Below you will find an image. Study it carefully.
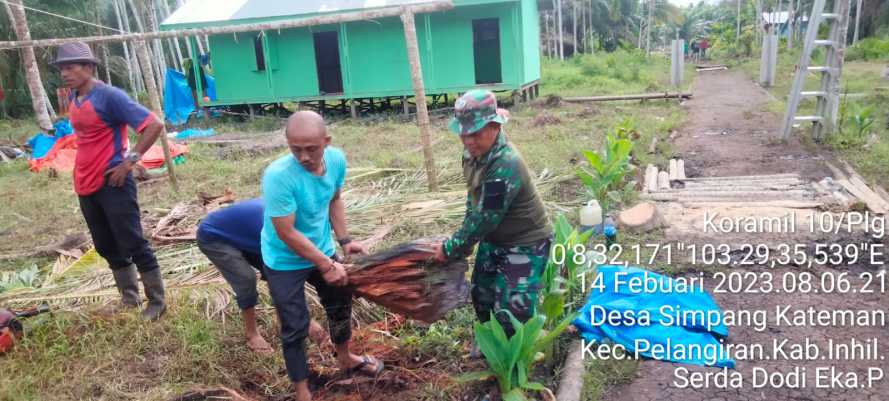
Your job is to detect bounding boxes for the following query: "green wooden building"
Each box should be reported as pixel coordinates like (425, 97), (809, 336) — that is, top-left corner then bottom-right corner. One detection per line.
(160, 0), (541, 109)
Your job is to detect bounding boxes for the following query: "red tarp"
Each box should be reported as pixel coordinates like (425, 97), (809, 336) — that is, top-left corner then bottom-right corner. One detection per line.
(29, 135), (187, 173)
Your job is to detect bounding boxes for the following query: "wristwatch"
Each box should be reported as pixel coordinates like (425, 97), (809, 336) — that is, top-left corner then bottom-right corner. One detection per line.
(337, 237), (352, 247)
(124, 151), (141, 164)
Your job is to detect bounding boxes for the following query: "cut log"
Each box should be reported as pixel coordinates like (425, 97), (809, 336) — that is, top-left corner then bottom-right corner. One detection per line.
(562, 92), (692, 103)
(669, 159), (679, 180)
(677, 159), (686, 179)
(657, 171), (670, 190)
(644, 165), (658, 192)
(617, 202), (663, 232)
(696, 66), (729, 72)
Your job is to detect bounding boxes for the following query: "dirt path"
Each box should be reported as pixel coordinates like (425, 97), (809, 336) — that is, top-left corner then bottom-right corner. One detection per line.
(673, 69), (832, 180)
(600, 70), (889, 401)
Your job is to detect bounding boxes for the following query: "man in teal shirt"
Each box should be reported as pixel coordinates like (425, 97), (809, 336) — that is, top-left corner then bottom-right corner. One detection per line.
(262, 111), (383, 401)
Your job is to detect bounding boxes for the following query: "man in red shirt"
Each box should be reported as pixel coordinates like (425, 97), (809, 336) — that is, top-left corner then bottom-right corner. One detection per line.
(52, 42), (167, 321)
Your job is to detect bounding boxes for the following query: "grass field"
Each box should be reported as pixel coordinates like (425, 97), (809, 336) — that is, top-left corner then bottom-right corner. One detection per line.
(0, 53), (687, 401)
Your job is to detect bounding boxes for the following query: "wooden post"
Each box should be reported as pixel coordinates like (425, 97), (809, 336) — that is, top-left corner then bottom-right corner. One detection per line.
(400, 10), (439, 191)
(350, 100), (358, 119)
(134, 40), (178, 191)
(402, 96), (409, 114)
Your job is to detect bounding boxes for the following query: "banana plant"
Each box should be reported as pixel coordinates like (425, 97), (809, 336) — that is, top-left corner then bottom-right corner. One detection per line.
(575, 127), (634, 213)
(461, 311), (577, 401)
(540, 214), (594, 332)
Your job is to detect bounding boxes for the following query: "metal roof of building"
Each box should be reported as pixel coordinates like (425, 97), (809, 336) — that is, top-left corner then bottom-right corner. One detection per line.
(161, 0), (440, 29)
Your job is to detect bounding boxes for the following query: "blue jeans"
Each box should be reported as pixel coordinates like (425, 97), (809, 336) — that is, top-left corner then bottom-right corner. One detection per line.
(264, 261), (353, 382)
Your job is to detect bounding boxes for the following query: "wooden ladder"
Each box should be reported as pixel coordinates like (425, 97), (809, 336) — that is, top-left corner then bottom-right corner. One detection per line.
(780, 0), (851, 141)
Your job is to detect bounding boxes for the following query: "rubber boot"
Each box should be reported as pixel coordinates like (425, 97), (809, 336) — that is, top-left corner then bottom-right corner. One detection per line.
(139, 268), (167, 321)
(111, 265), (141, 308)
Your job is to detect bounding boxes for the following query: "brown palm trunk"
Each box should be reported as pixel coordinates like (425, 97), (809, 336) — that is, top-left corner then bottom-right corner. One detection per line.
(4, 0), (53, 130)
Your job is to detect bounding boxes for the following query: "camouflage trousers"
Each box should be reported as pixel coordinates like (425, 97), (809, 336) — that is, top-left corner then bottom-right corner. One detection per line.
(471, 237), (552, 336)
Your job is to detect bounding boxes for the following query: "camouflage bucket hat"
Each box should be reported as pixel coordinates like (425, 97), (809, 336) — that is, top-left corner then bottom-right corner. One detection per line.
(449, 89), (507, 135)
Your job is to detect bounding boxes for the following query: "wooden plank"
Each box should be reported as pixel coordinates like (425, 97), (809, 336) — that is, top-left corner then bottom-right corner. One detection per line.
(836, 178), (886, 213)
(680, 200), (823, 209)
(680, 173), (800, 181)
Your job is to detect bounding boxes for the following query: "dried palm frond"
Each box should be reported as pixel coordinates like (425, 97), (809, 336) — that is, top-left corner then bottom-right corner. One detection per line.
(347, 237), (469, 323)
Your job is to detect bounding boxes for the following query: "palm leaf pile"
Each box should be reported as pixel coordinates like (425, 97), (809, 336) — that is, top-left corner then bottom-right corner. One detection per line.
(347, 237), (469, 323)
(0, 168), (578, 322)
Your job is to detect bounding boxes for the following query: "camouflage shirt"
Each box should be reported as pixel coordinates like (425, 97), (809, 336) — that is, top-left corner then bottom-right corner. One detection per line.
(443, 132), (552, 260)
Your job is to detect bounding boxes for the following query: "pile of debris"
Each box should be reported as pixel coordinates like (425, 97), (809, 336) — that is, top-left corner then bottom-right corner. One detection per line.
(144, 189), (236, 244)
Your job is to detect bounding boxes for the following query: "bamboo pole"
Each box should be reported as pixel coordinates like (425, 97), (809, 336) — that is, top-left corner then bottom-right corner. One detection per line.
(556, 0), (564, 60)
(93, 0), (113, 85)
(400, 10), (439, 192)
(158, 0), (185, 69)
(563, 92), (693, 102)
(134, 40), (178, 191)
(0, 2), (455, 50)
(125, 0), (164, 91)
(113, 0), (136, 93)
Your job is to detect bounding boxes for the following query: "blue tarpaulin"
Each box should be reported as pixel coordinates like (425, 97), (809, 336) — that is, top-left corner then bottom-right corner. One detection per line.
(163, 68), (194, 126)
(573, 265), (735, 368)
(175, 128), (215, 140)
(163, 68), (218, 126)
(27, 119), (74, 159)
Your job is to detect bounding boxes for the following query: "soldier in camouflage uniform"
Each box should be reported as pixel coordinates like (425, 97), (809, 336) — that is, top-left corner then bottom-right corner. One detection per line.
(433, 89), (552, 338)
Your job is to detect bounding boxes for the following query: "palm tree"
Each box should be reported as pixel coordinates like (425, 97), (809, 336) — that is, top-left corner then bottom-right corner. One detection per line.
(3, 0), (53, 130)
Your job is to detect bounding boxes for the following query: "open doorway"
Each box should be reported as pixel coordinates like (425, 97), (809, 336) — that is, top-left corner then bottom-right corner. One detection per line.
(313, 31), (344, 95)
(472, 18), (502, 84)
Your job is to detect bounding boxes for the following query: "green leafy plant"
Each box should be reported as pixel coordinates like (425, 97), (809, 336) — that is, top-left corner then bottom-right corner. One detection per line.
(0, 265), (40, 293)
(462, 311), (577, 401)
(576, 124), (634, 212)
(851, 104), (876, 138)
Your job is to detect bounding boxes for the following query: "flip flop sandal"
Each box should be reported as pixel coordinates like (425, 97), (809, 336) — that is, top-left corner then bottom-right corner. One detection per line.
(341, 355), (384, 378)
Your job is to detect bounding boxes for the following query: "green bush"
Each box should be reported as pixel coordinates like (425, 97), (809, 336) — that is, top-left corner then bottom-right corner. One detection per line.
(846, 37), (889, 61)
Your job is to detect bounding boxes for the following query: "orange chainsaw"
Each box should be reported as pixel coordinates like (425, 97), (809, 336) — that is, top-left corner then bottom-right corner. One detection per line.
(0, 305), (50, 354)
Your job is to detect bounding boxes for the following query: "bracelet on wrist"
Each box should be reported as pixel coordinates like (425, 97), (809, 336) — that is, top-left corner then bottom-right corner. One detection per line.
(337, 236), (352, 247)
